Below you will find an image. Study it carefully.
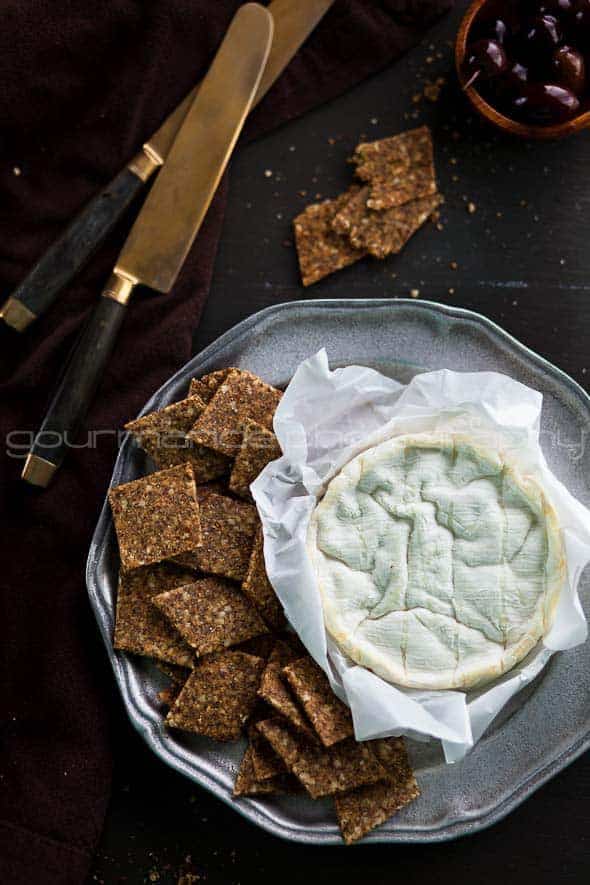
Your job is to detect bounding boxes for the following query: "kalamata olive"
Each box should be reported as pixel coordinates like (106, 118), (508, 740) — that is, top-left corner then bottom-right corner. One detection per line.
(513, 82), (580, 123)
(553, 45), (586, 93)
(465, 38), (508, 85)
(524, 15), (562, 54)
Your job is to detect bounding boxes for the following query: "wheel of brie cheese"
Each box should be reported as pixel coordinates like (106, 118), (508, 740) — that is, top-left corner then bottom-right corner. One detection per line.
(307, 433), (566, 691)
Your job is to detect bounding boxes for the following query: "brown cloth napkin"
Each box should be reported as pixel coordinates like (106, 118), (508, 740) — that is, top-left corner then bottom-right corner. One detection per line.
(0, 2), (452, 882)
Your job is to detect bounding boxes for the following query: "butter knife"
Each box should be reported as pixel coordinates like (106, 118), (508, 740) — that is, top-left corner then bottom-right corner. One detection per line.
(0, 0), (335, 334)
(22, 3), (273, 487)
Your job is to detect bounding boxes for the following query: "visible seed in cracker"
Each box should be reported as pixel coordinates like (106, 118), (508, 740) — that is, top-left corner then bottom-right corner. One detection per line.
(113, 563), (196, 667)
(229, 419), (281, 501)
(283, 657), (354, 747)
(189, 369), (282, 458)
(352, 126), (436, 211)
(334, 737), (420, 844)
(242, 527), (285, 630)
(333, 188), (442, 260)
(125, 395), (230, 482)
(166, 650), (265, 741)
(293, 187), (366, 287)
(154, 576), (268, 657)
(257, 719), (388, 799)
(176, 492), (258, 582)
(109, 463), (202, 571)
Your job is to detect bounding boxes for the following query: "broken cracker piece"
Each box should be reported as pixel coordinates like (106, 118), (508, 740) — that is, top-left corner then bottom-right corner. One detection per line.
(333, 189), (441, 259)
(189, 369), (282, 458)
(352, 126), (436, 211)
(154, 576), (268, 657)
(242, 527), (285, 630)
(229, 419), (281, 500)
(283, 657), (354, 747)
(248, 723), (288, 781)
(176, 492), (258, 582)
(334, 737), (420, 844)
(234, 746), (283, 796)
(109, 463), (202, 571)
(257, 720), (387, 799)
(125, 395), (230, 482)
(293, 187), (366, 287)
(166, 650), (265, 741)
(258, 646), (315, 740)
(233, 745), (299, 797)
(113, 563), (195, 667)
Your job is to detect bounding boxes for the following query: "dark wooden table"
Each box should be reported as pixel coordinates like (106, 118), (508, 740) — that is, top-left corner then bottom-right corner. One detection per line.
(89, 4), (590, 882)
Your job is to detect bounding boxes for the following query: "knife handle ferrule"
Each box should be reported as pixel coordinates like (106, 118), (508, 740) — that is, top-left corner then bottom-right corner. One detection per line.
(127, 143), (164, 183)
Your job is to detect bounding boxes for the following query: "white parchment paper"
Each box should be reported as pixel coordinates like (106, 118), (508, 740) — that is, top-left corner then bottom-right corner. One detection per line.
(252, 351), (590, 762)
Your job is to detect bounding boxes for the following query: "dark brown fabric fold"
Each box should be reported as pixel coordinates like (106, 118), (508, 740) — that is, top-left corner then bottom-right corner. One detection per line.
(0, 2), (452, 882)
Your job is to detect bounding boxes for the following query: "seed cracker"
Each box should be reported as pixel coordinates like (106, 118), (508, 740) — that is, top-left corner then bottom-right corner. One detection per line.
(154, 576), (268, 657)
(229, 419), (282, 500)
(125, 395), (230, 482)
(189, 369), (282, 458)
(283, 657), (354, 747)
(248, 723), (288, 781)
(293, 187), (366, 287)
(109, 463), (202, 571)
(258, 644), (315, 739)
(113, 563), (196, 667)
(242, 527), (285, 630)
(334, 737), (420, 844)
(256, 720), (388, 799)
(233, 745), (300, 797)
(176, 492), (258, 581)
(332, 188), (441, 259)
(166, 650), (265, 741)
(188, 379), (215, 402)
(352, 126), (437, 210)
(234, 745), (284, 796)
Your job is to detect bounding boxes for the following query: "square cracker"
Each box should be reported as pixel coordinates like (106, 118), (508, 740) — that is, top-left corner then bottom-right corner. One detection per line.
(352, 126), (436, 211)
(293, 187), (366, 287)
(189, 368), (234, 402)
(189, 369), (282, 458)
(176, 492), (258, 582)
(166, 650), (265, 741)
(154, 576), (268, 657)
(242, 527), (285, 630)
(334, 737), (420, 844)
(258, 643), (315, 740)
(283, 657), (354, 747)
(125, 395), (230, 482)
(256, 719), (387, 799)
(109, 463), (202, 571)
(332, 188), (441, 259)
(229, 419), (282, 500)
(113, 563), (195, 668)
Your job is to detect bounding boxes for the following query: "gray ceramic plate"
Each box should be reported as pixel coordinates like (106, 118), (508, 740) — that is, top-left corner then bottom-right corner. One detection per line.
(87, 299), (590, 844)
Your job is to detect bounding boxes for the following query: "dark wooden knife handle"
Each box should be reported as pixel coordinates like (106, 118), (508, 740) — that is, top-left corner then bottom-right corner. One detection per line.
(23, 296), (127, 485)
(3, 167), (145, 331)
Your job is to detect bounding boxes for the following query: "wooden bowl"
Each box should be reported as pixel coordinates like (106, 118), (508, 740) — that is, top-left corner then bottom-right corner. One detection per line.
(455, 0), (590, 139)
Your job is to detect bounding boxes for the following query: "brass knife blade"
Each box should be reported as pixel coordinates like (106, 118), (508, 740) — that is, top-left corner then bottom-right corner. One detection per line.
(116, 3), (273, 294)
(146, 0), (336, 164)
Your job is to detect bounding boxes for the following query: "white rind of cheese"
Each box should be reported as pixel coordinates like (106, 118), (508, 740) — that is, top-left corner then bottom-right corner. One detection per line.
(307, 433), (566, 691)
